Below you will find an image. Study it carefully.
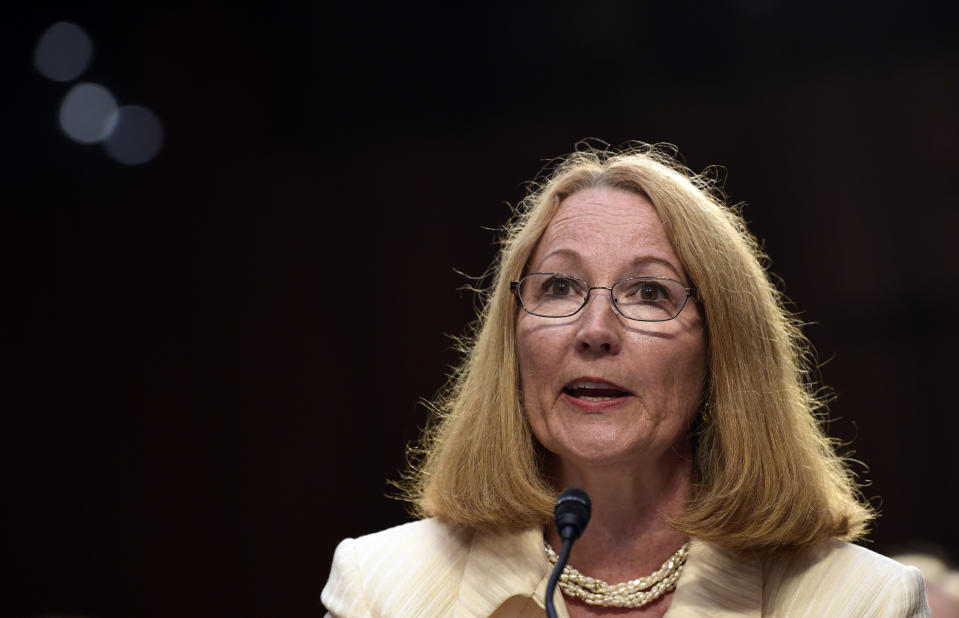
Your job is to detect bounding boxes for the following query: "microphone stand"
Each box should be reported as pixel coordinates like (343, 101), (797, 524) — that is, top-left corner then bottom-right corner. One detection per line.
(545, 530), (575, 618)
(545, 488), (591, 618)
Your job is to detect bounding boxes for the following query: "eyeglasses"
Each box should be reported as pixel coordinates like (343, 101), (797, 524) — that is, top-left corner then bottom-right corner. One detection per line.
(509, 272), (697, 322)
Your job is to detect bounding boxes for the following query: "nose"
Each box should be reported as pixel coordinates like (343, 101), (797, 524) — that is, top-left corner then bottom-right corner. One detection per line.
(574, 288), (622, 356)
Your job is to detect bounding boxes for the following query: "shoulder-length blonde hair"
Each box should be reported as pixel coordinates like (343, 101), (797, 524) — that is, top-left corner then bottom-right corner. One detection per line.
(401, 144), (873, 552)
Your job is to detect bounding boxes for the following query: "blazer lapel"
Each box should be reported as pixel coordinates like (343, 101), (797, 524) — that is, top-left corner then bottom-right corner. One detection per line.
(454, 527), (552, 617)
(665, 539), (763, 617)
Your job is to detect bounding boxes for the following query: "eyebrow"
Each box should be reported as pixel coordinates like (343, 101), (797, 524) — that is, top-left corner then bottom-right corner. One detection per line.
(535, 248), (685, 280)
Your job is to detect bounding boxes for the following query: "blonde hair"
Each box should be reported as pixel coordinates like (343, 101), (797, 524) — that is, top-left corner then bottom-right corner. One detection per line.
(400, 143), (873, 553)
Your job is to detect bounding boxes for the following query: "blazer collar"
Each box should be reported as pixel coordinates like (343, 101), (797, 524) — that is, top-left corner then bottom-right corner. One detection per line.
(666, 539), (763, 617)
(455, 526), (559, 617)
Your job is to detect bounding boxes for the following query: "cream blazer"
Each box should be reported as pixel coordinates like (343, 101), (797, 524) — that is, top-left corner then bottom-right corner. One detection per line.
(322, 519), (929, 617)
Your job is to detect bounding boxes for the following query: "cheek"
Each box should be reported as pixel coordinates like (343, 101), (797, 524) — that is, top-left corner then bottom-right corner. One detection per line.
(667, 335), (708, 408)
(669, 333), (706, 377)
(516, 333), (537, 392)
(515, 320), (557, 410)
(686, 330), (708, 383)
(632, 331), (707, 410)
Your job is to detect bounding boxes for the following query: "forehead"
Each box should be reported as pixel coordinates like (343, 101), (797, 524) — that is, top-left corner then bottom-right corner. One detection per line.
(530, 186), (684, 277)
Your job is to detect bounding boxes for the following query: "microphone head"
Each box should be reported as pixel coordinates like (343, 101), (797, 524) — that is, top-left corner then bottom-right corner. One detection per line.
(554, 488), (591, 541)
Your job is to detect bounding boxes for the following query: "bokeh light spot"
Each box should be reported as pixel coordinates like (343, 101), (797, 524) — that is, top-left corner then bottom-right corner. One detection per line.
(104, 105), (164, 165)
(58, 82), (118, 144)
(34, 22), (94, 82)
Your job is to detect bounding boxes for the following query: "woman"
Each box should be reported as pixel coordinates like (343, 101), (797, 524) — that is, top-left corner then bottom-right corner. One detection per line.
(322, 145), (929, 617)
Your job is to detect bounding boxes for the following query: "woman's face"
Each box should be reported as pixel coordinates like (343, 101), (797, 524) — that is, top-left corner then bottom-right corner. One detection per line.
(516, 186), (707, 470)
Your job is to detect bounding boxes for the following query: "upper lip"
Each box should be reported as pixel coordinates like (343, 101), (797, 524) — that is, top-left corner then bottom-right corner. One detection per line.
(562, 376), (633, 394)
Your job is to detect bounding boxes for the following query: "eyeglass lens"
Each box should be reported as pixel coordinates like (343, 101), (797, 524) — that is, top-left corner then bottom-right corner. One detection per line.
(517, 273), (688, 321)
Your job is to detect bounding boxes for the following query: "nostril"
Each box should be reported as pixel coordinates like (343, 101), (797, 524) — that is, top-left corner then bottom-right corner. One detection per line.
(577, 338), (615, 354)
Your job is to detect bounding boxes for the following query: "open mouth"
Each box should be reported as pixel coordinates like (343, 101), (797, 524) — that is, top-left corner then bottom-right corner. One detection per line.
(563, 380), (631, 401)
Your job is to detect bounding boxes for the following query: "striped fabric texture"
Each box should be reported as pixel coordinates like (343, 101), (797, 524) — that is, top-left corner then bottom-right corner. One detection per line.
(322, 519), (929, 617)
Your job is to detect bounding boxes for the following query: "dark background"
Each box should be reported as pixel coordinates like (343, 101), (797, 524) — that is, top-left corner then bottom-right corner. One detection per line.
(4, 2), (959, 617)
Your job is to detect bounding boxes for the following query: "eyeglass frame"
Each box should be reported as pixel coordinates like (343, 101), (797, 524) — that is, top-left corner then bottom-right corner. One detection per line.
(509, 272), (699, 322)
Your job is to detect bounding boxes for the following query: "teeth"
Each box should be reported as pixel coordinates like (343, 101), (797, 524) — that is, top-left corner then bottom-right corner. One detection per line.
(563, 381), (630, 400)
(567, 381), (617, 390)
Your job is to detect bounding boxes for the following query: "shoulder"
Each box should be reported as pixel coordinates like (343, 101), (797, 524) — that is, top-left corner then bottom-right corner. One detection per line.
(321, 519), (475, 618)
(762, 540), (929, 616)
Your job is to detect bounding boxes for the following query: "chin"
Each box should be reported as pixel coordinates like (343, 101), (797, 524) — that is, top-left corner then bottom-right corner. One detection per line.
(548, 433), (644, 468)
(542, 422), (692, 471)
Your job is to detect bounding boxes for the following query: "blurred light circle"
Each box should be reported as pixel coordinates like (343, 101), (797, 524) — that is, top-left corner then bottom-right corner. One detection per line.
(58, 82), (118, 144)
(34, 22), (94, 82)
(104, 105), (164, 165)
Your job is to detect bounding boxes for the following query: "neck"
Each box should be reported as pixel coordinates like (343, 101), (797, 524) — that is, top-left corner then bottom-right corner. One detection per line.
(545, 448), (692, 584)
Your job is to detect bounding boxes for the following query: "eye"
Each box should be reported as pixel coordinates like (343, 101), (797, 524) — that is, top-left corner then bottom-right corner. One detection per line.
(617, 279), (673, 304)
(543, 276), (574, 296)
(639, 283), (666, 301)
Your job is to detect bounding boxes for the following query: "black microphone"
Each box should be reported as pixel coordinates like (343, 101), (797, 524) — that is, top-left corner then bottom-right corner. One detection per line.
(546, 488), (591, 618)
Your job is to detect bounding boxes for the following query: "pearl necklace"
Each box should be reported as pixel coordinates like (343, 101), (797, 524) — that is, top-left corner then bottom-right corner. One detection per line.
(544, 540), (690, 608)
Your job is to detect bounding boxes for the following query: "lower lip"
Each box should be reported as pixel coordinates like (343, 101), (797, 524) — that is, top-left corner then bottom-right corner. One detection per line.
(562, 391), (631, 412)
